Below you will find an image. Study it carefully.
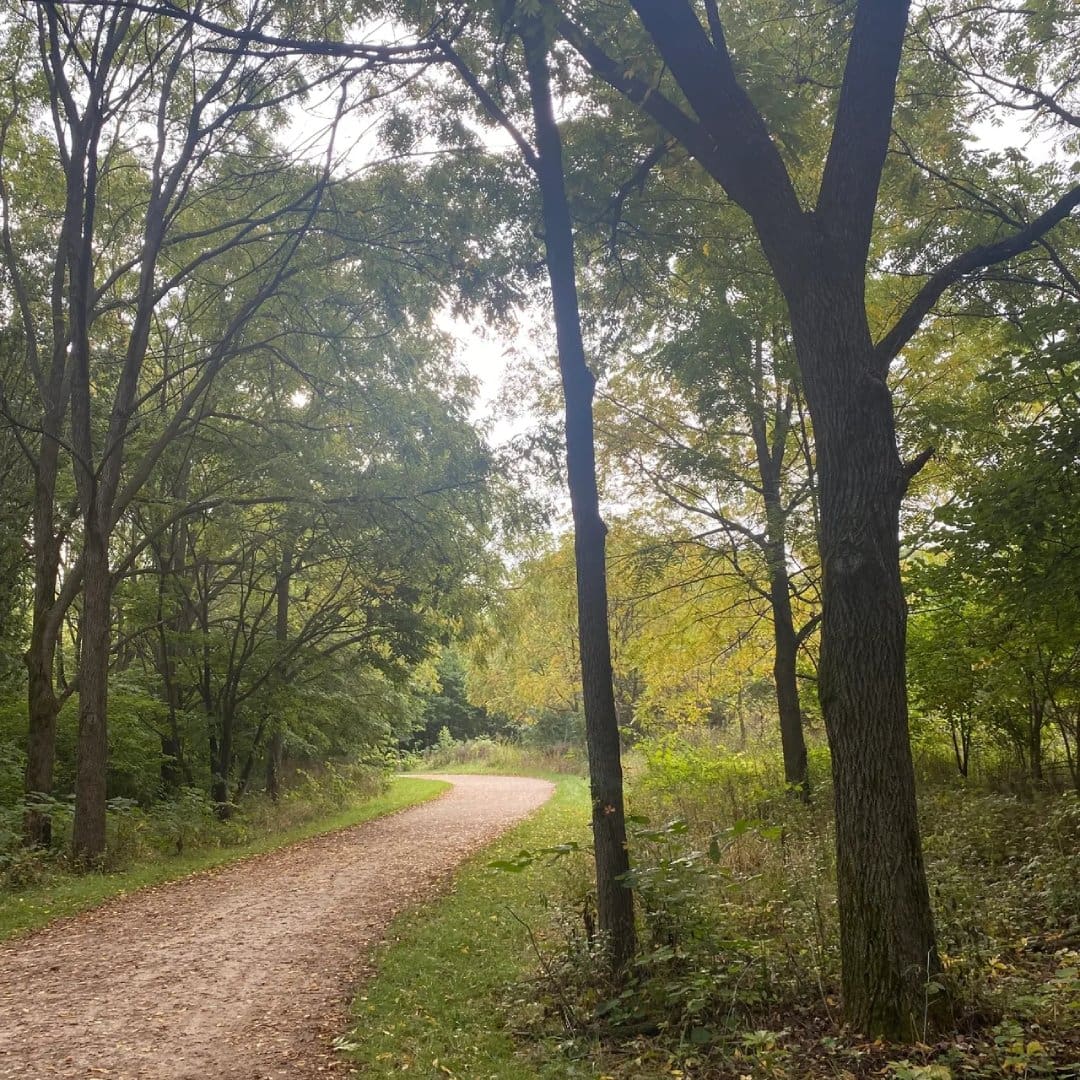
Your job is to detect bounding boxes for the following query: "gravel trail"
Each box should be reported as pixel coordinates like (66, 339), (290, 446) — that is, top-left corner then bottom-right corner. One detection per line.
(0, 774), (553, 1079)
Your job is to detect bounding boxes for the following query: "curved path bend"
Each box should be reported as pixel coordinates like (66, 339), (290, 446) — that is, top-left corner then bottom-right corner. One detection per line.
(0, 774), (553, 1080)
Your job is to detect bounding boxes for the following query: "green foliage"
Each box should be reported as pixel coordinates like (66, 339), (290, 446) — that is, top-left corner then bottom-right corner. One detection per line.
(450, 740), (1079, 1077)
(633, 732), (803, 824)
(409, 649), (500, 749)
(907, 357), (1080, 789)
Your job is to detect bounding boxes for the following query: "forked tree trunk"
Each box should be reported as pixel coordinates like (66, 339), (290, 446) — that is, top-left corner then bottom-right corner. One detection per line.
(521, 20), (635, 972)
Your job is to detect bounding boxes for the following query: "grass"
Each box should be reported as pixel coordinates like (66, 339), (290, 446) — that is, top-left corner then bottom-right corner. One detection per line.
(344, 774), (600, 1079)
(0, 775), (449, 940)
(352, 744), (1080, 1079)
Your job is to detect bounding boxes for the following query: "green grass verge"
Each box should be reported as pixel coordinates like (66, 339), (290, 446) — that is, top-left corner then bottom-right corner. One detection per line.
(345, 775), (597, 1079)
(0, 776), (449, 940)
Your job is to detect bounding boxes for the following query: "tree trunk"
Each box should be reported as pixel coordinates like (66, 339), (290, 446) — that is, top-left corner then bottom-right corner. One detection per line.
(212, 710), (233, 820)
(155, 502), (192, 795)
(72, 521), (111, 861)
(521, 20), (635, 972)
(1028, 693), (1044, 783)
(235, 716), (268, 803)
(772, 593), (809, 799)
(950, 716), (971, 779)
(266, 729), (284, 802)
(749, 347), (810, 797)
(23, 425), (64, 847)
(791, 279), (940, 1039)
(160, 735), (184, 792)
(24, 634), (60, 847)
(266, 543), (291, 802)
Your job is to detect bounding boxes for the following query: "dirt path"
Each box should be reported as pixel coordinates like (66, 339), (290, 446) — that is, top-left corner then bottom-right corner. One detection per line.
(0, 774), (553, 1080)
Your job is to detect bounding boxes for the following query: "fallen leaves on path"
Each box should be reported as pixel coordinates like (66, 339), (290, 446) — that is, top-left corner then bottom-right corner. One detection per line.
(0, 774), (553, 1080)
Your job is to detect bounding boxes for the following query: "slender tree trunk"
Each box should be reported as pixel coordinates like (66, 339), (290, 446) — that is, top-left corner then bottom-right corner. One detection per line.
(212, 709), (234, 819)
(950, 716), (971, 779)
(266, 544), (291, 801)
(155, 485), (192, 795)
(521, 20), (635, 972)
(266, 730), (284, 802)
(72, 519), (111, 861)
(235, 717), (268, 802)
(771, 588), (809, 799)
(791, 279), (940, 1039)
(23, 414), (64, 846)
(749, 348), (810, 797)
(1028, 691), (1045, 783)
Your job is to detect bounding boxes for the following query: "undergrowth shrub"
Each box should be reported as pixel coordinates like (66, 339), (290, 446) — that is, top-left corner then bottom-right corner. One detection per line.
(0, 759), (391, 888)
(499, 738), (1079, 1076)
(148, 787), (224, 855)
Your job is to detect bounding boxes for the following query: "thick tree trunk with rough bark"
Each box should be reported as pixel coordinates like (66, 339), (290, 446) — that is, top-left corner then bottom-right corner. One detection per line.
(521, 20), (635, 972)
(790, 279), (940, 1038)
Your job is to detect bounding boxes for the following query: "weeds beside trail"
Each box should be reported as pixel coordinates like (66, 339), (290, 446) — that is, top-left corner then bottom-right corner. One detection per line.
(0, 775), (448, 939)
(360, 740), (1080, 1079)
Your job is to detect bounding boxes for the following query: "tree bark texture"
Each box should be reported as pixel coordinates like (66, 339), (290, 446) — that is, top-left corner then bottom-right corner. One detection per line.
(521, 19), (636, 972)
(789, 277), (940, 1038)
(72, 522), (111, 860)
(751, 400), (810, 797)
(23, 441), (63, 846)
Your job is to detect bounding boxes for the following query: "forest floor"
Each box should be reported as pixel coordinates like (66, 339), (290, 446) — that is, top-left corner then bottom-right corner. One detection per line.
(0, 773), (553, 1080)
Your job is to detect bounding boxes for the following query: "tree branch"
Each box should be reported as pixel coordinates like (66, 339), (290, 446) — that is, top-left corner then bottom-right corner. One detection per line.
(874, 183), (1080, 369)
(817, 0), (912, 266)
(55, 0), (445, 63)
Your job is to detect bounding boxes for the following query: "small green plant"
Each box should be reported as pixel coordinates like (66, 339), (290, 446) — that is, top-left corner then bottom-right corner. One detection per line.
(992, 1020), (1054, 1076)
